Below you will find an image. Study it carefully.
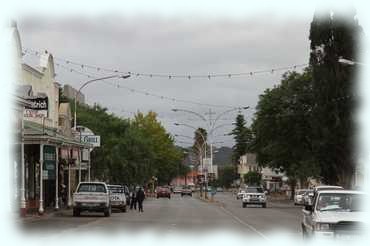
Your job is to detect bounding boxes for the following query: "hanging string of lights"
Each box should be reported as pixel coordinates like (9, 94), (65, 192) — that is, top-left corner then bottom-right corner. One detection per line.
(23, 48), (307, 79)
(23, 48), (355, 116)
(51, 59), (241, 109)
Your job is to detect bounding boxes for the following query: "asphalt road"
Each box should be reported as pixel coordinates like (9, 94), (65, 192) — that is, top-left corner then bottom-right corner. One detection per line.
(18, 192), (303, 239)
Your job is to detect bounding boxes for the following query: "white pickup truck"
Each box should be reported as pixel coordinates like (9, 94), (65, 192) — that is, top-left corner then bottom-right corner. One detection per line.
(302, 190), (365, 240)
(73, 182), (111, 217)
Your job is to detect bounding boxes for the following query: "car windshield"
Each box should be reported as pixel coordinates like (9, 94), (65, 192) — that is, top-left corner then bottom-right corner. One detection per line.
(246, 187), (264, 193)
(108, 186), (123, 193)
(298, 190), (306, 195)
(316, 193), (363, 212)
(78, 183), (107, 193)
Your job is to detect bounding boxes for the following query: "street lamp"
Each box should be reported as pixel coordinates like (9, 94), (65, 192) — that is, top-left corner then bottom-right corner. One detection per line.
(72, 74), (130, 190)
(74, 74), (131, 130)
(338, 57), (365, 66)
(173, 107), (250, 198)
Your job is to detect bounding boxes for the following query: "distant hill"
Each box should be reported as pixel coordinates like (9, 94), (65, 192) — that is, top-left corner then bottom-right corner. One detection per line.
(177, 145), (233, 167)
(213, 146), (233, 166)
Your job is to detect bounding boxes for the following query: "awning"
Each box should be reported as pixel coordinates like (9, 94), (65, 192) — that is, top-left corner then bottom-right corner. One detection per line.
(24, 120), (92, 148)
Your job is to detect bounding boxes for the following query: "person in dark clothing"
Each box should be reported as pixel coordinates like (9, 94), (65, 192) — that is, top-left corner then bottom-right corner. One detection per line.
(136, 187), (146, 212)
(129, 189), (137, 210)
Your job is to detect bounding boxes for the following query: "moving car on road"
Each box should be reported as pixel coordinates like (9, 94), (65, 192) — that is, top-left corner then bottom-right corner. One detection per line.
(294, 189), (309, 205)
(107, 185), (127, 212)
(301, 190), (365, 240)
(72, 182), (111, 217)
(156, 186), (171, 199)
(181, 186), (192, 197)
(173, 186), (182, 194)
(242, 186), (267, 208)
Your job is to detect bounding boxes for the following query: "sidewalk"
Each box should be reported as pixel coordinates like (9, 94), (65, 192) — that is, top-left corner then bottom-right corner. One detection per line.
(16, 207), (69, 222)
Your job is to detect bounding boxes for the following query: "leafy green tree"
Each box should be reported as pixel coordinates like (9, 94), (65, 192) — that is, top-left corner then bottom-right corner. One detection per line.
(74, 101), (183, 186)
(132, 111), (183, 185)
(309, 8), (362, 187)
(243, 171), (262, 186)
(252, 70), (320, 196)
(218, 165), (239, 188)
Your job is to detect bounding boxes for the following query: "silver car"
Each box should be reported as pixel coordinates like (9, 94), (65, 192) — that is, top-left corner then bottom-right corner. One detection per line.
(301, 190), (365, 240)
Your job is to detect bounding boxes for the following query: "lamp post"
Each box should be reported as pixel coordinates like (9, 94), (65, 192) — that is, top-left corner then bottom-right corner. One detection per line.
(172, 107), (249, 188)
(338, 58), (365, 66)
(73, 74), (130, 187)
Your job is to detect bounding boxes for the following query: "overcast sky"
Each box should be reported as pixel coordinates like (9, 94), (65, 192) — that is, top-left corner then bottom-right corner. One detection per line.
(18, 14), (312, 147)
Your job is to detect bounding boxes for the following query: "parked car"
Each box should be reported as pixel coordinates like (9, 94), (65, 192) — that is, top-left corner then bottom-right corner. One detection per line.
(305, 185), (344, 206)
(242, 186), (267, 208)
(301, 190), (365, 240)
(237, 189), (246, 200)
(107, 185), (127, 212)
(294, 189), (309, 205)
(156, 186), (171, 199)
(72, 182), (111, 217)
(173, 186), (182, 194)
(181, 186), (192, 197)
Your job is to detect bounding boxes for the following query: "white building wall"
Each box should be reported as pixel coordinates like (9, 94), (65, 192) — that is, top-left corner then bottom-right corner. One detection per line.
(20, 52), (59, 129)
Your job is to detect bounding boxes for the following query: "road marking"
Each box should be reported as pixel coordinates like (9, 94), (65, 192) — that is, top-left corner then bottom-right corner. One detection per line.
(219, 206), (269, 240)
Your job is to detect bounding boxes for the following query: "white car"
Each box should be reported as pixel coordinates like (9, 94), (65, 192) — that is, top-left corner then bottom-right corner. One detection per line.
(304, 185), (344, 206)
(242, 186), (267, 208)
(294, 189), (309, 205)
(73, 182), (111, 217)
(302, 190), (365, 240)
(107, 185), (127, 212)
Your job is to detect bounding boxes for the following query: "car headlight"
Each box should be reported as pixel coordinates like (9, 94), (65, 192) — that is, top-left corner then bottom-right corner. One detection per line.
(315, 223), (331, 231)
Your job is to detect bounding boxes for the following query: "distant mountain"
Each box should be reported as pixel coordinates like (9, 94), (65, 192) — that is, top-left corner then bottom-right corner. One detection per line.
(177, 145), (233, 167)
(213, 146), (233, 166)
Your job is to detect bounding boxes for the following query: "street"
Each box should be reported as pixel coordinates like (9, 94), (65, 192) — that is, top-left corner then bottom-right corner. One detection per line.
(19, 192), (302, 239)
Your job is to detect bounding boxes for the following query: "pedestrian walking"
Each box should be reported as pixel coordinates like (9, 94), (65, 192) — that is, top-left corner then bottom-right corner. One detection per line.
(129, 188), (137, 210)
(136, 187), (146, 212)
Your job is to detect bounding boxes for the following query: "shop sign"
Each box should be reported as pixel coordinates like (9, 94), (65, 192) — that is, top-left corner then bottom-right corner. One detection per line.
(24, 97), (48, 118)
(81, 135), (100, 147)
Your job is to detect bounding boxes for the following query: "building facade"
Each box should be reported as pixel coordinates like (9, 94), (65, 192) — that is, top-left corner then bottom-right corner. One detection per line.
(62, 84), (85, 104)
(11, 22), (91, 216)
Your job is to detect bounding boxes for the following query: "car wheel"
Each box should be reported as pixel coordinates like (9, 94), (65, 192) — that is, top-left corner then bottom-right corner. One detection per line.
(122, 205), (127, 213)
(104, 206), (111, 217)
(242, 203), (246, 208)
(262, 203), (267, 208)
(73, 208), (80, 217)
(157, 196), (159, 199)
(169, 196), (171, 199)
